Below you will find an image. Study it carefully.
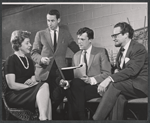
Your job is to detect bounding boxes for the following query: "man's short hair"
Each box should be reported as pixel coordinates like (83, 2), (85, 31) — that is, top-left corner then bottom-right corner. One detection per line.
(48, 9), (60, 19)
(114, 22), (134, 39)
(77, 27), (94, 39)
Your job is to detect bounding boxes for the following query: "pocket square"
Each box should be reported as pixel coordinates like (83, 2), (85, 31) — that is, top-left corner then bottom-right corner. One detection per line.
(125, 57), (130, 64)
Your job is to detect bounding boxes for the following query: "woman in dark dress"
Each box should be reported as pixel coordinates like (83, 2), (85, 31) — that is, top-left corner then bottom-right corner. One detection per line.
(4, 30), (52, 120)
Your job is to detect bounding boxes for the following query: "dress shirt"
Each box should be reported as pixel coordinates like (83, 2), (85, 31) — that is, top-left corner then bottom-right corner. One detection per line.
(120, 40), (131, 69)
(80, 45), (97, 85)
(109, 39), (131, 82)
(50, 27), (59, 46)
(80, 45), (92, 65)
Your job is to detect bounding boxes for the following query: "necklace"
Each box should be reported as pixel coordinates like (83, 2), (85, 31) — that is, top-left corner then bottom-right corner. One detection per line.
(15, 53), (29, 69)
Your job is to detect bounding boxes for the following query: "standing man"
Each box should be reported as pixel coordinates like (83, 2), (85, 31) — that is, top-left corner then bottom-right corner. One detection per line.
(31, 9), (79, 114)
(93, 22), (148, 120)
(65, 27), (111, 120)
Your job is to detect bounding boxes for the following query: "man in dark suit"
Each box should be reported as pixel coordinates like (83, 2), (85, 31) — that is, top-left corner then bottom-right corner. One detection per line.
(63, 27), (111, 120)
(93, 22), (148, 120)
(31, 9), (79, 114)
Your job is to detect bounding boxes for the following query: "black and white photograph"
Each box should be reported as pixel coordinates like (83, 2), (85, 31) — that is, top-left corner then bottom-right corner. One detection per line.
(2, 2), (148, 121)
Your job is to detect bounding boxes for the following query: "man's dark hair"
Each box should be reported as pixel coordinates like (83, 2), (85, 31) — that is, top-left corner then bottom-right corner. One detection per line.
(114, 22), (134, 39)
(77, 27), (94, 39)
(48, 9), (60, 19)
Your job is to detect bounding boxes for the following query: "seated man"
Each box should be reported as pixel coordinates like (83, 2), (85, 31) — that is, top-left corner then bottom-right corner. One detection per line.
(93, 22), (148, 120)
(60, 27), (112, 120)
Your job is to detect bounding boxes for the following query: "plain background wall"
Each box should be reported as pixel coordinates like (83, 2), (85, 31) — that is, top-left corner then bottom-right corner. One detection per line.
(2, 3), (148, 61)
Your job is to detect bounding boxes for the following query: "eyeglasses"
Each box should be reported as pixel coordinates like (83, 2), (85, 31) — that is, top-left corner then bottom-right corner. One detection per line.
(111, 32), (122, 39)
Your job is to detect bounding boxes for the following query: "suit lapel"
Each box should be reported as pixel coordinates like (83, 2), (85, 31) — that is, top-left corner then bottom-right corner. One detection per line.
(125, 40), (134, 58)
(116, 49), (121, 70)
(45, 28), (54, 52)
(88, 47), (95, 70)
(120, 40), (134, 69)
(76, 51), (82, 65)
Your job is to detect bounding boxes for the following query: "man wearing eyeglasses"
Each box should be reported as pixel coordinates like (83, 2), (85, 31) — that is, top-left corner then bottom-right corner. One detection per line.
(93, 22), (148, 120)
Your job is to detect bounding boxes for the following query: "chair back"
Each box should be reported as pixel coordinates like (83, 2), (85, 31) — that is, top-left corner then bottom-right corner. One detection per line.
(2, 60), (12, 111)
(2, 60), (8, 94)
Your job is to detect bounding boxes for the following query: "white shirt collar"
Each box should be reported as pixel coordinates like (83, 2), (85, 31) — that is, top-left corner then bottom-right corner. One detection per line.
(80, 45), (92, 64)
(49, 27), (59, 44)
(82, 44), (92, 54)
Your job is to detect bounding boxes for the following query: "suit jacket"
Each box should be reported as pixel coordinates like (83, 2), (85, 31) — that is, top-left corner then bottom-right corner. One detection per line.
(73, 46), (112, 84)
(111, 40), (148, 95)
(31, 27), (79, 81)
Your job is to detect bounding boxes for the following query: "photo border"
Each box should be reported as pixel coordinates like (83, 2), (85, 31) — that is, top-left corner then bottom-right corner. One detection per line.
(1, 0), (149, 123)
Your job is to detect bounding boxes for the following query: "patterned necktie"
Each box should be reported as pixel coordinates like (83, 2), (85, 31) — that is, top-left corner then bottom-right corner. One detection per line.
(118, 47), (125, 69)
(54, 30), (57, 51)
(83, 50), (88, 75)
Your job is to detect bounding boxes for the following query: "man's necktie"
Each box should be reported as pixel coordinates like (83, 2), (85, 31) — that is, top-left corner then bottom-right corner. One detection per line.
(83, 50), (88, 75)
(54, 30), (57, 51)
(118, 47), (125, 69)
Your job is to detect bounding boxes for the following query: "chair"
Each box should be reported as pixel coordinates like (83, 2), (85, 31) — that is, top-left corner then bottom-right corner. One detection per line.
(2, 60), (39, 121)
(86, 97), (148, 120)
(86, 98), (101, 119)
(125, 97), (148, 120)
(61, 97), (101, 120)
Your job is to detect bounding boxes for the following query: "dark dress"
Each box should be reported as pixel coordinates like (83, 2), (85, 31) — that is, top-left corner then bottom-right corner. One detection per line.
(4, 54), (44, 113)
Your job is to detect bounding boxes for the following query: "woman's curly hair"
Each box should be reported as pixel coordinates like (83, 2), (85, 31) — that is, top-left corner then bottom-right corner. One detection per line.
(10, 30), (31, 51)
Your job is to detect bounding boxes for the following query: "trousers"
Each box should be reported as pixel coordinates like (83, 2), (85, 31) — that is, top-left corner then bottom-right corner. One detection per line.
(93, 79), (147, 120)
(46, 61), (65, 110)
(66, 78), (100, 120)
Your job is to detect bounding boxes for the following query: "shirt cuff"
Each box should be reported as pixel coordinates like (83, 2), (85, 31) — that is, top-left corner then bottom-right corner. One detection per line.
(90, 77), (97, 85)
(108, 76), (114, 82)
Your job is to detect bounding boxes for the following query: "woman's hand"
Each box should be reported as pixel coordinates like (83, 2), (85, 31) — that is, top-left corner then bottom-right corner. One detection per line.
(24, 79), (32, 85)
(30, 76), (36, 82)
(24, 76), (38, 87)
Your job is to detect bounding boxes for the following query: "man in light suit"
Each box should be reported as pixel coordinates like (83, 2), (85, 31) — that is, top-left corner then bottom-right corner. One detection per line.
(93, 22), (148, 120)
(64, 27), (111, 120)
(31, 9), (79, 115)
